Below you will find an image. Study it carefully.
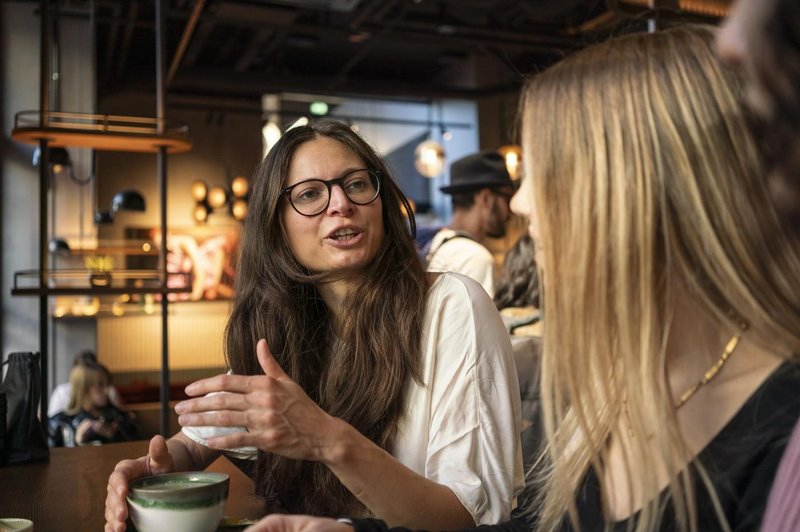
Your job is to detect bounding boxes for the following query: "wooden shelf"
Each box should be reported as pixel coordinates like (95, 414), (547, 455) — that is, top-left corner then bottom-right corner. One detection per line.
(11, 269), (192, 296)
(11, 110), (192, 153)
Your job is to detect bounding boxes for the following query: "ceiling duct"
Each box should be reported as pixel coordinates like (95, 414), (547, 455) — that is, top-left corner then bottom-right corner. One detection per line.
(615, 0), (729, 17)
(253, 0), (363, 12)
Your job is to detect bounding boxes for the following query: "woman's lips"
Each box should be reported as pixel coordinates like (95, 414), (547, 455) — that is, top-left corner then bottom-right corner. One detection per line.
(325, 227), (364, 247)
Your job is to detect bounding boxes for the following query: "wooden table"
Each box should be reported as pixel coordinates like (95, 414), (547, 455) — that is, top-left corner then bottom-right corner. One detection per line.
(0, 440), (267, 530)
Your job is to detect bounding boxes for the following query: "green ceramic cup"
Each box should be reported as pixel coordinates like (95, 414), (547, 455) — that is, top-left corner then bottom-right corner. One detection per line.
(127, 472), (229, 532)
(0, 518), (34, 532)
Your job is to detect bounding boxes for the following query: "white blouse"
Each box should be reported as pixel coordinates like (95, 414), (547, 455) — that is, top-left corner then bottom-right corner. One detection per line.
(183, 272), (523, 524)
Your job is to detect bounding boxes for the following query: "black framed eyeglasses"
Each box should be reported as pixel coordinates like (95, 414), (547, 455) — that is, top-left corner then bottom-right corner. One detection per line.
(281, 169), (382, 216)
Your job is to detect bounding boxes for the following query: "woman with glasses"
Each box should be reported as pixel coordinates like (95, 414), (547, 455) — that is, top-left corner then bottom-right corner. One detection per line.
(104, 120), (523, 531)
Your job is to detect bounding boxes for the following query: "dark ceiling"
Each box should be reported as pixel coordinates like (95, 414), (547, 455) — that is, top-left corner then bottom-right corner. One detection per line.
(56, 0), (728, 104)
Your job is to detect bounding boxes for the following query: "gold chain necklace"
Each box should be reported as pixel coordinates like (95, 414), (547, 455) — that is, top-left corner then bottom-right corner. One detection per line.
(674, 324), (748, 409)
(622, 323), (748, 435)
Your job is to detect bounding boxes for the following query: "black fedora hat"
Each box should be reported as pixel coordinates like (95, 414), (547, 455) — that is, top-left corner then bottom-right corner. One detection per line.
(439, 150), (515, 194)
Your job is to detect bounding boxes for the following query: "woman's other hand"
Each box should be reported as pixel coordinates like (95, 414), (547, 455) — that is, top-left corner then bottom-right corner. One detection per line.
(177, 339), (346, 464)
(104, 435), (176, 532)
(246, 514), (354, 532)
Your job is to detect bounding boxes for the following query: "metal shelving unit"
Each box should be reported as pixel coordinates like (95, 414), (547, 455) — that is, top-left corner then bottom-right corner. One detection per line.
(9, 0), (190, 436)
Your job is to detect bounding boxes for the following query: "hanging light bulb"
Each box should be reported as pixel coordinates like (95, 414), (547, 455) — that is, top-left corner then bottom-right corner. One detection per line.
(193, 203), (209, 224)
(262, 119), (282, 158)
(231, 176), (249, 198)
(288, 116), (309, 130)
(414, 140), (446, 178)
(231, 199), (248, 221)
(207, 186), (227, 209)
(191, 180), (208, 201)
(498, 145), (523, 180)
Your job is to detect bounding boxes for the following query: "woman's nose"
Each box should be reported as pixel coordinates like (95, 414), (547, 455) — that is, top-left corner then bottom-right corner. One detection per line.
(327, 185), (355, 215)
(510, 189), (526, 218)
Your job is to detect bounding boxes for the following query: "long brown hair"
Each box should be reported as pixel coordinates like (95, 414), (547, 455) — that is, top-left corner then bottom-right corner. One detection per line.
(225, 119), (427, 516)
(520, 25), (800, 531)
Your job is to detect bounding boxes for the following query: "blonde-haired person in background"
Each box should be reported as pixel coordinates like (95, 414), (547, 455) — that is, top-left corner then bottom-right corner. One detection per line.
(47, 350), (122, 418)
(52, 361), (137, 446)
(241, 24), (800, 532)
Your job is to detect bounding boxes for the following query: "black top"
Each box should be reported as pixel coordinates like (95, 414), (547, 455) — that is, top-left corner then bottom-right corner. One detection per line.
(47, 404), (138, 446)
(350, 362), (800, 532)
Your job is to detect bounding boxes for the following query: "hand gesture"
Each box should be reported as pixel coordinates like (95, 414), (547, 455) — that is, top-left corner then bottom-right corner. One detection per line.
(245, 514), (353, 532)
(104, 435), (176, 532)
(176, 339), (343, 464)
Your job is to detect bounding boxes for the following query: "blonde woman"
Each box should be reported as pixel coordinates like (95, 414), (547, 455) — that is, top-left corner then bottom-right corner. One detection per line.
(510, 22), (800, 532)
(246, 24), (800, 532)
(52, 362), (136, 446)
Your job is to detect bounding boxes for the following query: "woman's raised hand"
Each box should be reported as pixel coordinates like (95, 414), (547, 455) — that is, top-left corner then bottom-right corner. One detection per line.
(176, 339), (344, 464)
(104, 435), (176, 532)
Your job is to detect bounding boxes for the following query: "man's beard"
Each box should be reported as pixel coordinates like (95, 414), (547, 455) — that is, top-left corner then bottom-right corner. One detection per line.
(486, 201), (507, 239)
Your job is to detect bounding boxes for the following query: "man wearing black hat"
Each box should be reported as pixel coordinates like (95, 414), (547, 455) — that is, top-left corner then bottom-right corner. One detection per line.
(426, 150), (516, 295)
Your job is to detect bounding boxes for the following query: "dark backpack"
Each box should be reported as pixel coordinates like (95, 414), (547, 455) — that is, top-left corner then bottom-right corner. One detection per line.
(1, 352), (49, 464)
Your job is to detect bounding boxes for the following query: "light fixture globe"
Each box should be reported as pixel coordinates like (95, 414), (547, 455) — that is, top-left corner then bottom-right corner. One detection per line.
(32, 146), (71, 173)
(48, 238), (71, 255)
(231, 176), (249, 198)
(231, 199), (248, 221)
(193, 203), (209, 224)
(111, 190), (146, 213)
(191, 180), (208, 201)
(94, 210), (114, 224)
(208, 186), (227, 209)
(414, 140), (446, 178)
(498, 144), (522, 180)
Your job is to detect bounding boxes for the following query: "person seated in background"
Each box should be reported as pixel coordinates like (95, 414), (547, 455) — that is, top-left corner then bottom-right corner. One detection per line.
(426, 151), (516, 295)
(104, 119), (523, 532)
(49, 361), (137, 447)
(718, 1), (800, 530)
(244, 24), (800, 532)
(493, 235), (540, 337)
(494, 235), (543, 467)
(47, 350), (122, 418)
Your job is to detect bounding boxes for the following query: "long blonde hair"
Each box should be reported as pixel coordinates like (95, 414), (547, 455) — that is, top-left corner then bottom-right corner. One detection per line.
(66, 363), (106, 416)
(521, 25), (800, 531)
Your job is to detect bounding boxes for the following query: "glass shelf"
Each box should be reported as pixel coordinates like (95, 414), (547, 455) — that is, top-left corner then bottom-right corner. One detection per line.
(11, 110), (192, 153)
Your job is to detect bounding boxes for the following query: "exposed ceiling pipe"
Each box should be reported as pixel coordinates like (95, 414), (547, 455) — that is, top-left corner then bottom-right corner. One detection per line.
(167, 0), (206, 86)
(115, 1), (140, 77)
(608, 0), (729, 18)
(330, 0), (406, 90)
(348, 0), (385, 29)
(568, 10), (618, 34)
(101, 1), (122, 84)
